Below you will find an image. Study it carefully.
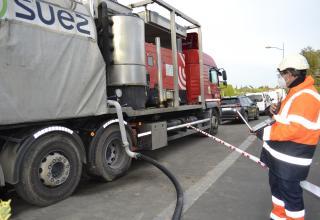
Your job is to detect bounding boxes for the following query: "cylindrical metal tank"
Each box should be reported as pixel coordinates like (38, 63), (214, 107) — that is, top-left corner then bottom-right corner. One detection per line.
(108, 15), (146, 86)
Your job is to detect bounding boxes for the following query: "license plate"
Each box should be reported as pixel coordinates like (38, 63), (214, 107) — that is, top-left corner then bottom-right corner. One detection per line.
(222, 108), (232, 111)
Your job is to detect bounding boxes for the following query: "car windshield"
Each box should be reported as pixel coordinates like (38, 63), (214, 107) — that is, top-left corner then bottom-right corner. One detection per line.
(248, 95), (263, 102)
(221, 98), (238, 105)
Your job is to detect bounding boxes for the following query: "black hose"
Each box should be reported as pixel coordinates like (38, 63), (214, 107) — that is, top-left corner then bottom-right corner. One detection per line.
(137, 153), (184, 220)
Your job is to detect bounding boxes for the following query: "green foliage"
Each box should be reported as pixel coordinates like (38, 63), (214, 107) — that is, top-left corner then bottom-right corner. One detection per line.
(219, 84), (235, 96)
(219, 47), (320, 97)
(220, 84), (272, 97)
(301, 47), (320, 92)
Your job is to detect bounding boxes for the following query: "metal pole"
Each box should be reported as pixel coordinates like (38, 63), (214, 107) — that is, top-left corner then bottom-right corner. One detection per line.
(198, 27), (205, 109)
(170, 10), (179, 107)
(156, 37), (164, 107)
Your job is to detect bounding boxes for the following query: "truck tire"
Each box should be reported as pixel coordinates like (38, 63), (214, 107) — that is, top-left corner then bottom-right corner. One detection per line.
(15, 133), (82, 206)
(209, 109), (219, 135)
(197, 109), (219, 137)
(93, 125), (132, 181)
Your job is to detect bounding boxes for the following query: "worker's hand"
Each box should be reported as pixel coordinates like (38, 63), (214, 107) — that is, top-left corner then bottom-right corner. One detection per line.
(250, 129), (263, 140)
(0, 200), (11, 220)
(255, 129), (263, 140)
(269, 103), (280, 115)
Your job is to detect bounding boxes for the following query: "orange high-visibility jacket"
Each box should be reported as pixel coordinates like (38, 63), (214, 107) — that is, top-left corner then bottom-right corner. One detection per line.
(261, 76), (320, 180)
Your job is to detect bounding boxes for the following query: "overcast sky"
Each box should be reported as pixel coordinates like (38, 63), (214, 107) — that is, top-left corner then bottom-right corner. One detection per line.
(119, 0), (320, 87)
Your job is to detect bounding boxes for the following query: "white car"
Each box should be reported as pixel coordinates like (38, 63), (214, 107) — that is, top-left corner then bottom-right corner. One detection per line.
(267, 89), (287, 104)
(246, 92), (272, 114)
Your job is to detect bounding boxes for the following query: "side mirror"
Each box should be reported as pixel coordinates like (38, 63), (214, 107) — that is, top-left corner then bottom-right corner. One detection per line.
(222, 70), (227, 81)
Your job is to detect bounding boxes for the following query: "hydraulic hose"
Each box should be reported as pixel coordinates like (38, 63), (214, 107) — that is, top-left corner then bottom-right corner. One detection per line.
(107, 100), (184, 220)
(136, 153), (184, 220)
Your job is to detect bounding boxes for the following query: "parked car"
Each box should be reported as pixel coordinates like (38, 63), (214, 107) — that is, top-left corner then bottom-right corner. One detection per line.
(220, 96), (259, 122)
(267, 89), (287, 104)
(246, 92), (272, 115)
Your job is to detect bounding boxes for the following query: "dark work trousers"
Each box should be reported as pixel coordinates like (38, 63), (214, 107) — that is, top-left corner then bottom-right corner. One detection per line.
(269, 171), (304, 213)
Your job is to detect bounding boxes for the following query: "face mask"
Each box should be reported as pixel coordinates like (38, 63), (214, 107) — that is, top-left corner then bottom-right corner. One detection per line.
(277, 75), (287, 88)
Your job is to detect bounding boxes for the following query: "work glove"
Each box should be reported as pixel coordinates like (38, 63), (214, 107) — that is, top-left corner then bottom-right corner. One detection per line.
(255, 129), (263, 140)
(0, 200), (11, 220)
(269, 103), (281, 115)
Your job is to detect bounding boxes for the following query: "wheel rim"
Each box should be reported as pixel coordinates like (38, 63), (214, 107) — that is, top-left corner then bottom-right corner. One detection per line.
(39, 152), (70, 187)
(105, 139), (121, 168)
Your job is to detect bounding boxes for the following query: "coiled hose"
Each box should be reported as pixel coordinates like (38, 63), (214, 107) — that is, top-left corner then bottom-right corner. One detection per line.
(137, 154), (183, 220)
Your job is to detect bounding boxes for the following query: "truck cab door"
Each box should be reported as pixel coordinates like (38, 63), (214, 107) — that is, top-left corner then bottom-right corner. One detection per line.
(208, 68), (220, 99)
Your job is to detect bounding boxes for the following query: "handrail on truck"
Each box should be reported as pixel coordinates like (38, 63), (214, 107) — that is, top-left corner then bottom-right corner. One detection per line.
(129, 0), (205, 109)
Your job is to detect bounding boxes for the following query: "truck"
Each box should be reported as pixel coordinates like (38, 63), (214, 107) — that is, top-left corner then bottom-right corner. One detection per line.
(0, 0), (227, 206)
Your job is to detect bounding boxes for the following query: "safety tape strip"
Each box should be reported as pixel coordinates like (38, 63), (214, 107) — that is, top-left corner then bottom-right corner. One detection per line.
(272, 196), (285, 207)
(263, 142), (312, 166)
(187, 124), (320, 199)
(33, 126), (73, 139)
(270, 212), (287, 220)
(280, 89), (320, 118)
(285, 209), (305, 218)
(187, 125), (268, 169)
(270, 213), (286, 220)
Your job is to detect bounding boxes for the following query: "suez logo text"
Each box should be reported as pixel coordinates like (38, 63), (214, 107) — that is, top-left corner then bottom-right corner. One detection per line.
(2, 0), (96, 39)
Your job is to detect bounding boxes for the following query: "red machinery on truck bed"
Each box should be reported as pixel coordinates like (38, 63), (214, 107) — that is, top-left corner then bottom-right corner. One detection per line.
(0, 0), (226, 206)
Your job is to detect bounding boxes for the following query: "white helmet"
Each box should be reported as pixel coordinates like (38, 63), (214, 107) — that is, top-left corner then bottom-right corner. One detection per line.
(278, 54), (309, 71)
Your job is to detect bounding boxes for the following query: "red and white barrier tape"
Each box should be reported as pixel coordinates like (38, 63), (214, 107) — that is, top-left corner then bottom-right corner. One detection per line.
(187, 124), (320, 198)
(187, 125), (268, 169)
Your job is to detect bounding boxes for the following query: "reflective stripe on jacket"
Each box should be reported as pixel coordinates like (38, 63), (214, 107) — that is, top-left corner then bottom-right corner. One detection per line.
(260, 76), (320, 180)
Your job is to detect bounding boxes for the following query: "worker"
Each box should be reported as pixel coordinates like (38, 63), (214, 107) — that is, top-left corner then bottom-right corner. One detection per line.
(256, 54), (320, 220)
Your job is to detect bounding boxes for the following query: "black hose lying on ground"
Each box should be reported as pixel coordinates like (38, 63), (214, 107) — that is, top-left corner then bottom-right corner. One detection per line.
(137, 154), (184, 220)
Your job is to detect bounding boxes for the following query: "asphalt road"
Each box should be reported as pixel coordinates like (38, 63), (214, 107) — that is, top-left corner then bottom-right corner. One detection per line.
(5, 116), (320, 220)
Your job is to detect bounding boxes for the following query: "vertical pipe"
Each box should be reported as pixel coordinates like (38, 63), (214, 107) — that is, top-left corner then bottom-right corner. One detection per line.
(107, 100), (138, 159)
(170, 10), (179, 107)
(156, 37), (164, 106)
(198, 27), (205, 109)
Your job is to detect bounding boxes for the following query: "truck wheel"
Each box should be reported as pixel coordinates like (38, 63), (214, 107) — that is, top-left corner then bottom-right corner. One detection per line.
(15, 133), (82, 206)
(209, 109), (219, 135)
(94, 125), (132, 181)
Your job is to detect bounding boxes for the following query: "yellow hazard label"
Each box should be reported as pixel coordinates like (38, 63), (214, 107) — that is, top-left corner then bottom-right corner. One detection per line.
(0, 200), (11, 220)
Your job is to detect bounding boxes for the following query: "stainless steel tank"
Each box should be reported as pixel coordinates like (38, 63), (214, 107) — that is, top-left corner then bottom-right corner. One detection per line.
(108, 15), (146, 86)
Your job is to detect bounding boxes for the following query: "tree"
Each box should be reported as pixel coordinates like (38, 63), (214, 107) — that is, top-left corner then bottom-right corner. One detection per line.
(220, 84), (235, 96)
(301, 47), (320, 92)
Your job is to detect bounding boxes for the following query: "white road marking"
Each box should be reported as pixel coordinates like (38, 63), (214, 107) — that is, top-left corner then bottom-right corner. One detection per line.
(153, 135), (256, 220)
(300, 180), (320, 198)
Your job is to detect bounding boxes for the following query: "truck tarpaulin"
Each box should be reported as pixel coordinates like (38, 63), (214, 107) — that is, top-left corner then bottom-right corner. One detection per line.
(0, 0), (107, 125)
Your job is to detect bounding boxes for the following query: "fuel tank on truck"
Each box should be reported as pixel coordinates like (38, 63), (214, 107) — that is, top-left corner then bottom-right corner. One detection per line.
(107, 15), (147, 109)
